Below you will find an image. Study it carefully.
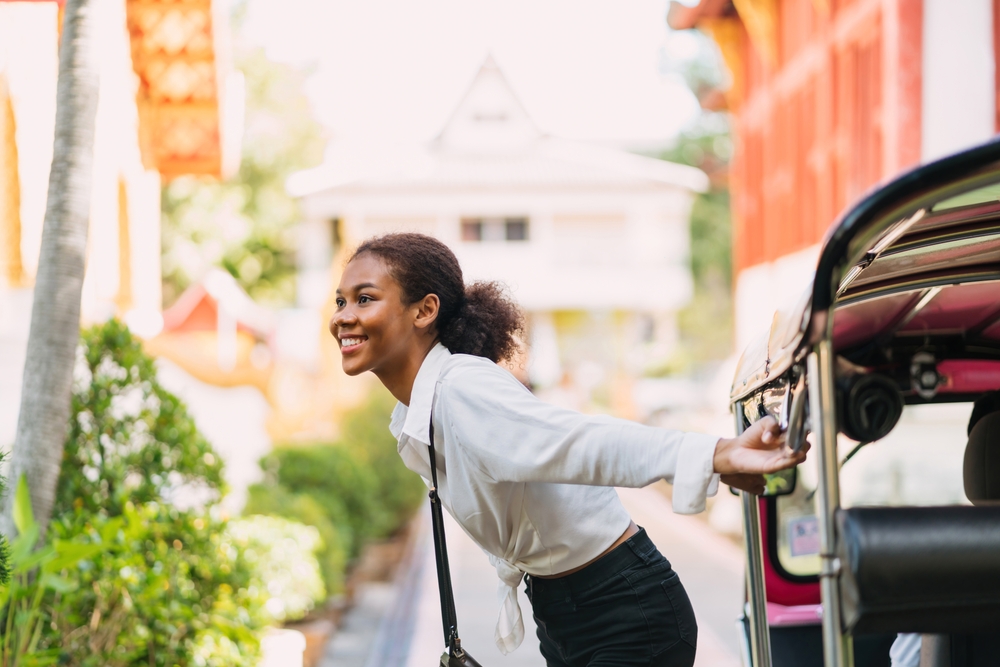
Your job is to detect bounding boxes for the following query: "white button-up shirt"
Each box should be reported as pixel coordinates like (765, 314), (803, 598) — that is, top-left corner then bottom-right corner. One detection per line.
(390, 343), (720, 654)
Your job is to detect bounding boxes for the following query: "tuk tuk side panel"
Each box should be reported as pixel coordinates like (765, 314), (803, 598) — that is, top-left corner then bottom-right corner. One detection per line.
(759, 498), (821, 608)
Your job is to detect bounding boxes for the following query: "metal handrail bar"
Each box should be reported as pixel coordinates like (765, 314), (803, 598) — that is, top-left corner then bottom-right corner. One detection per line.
(736, 402), (773, 667)
(808, 342), (854, 667)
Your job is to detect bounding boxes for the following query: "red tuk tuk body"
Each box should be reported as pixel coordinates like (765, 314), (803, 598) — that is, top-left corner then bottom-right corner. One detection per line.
(729, 137), (1000, 667)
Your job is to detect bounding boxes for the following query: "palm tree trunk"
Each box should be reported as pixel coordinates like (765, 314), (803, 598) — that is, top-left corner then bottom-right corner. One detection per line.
(0, 0), (99, 537)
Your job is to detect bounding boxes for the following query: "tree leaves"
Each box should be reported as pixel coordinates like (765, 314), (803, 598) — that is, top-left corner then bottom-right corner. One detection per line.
(55, 320), (226, 519)
(160, 46), (325, 307)
(12, 475), (34, 537)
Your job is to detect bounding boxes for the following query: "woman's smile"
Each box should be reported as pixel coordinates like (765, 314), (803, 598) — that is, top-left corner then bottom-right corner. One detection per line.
(339, 336), (367, 353)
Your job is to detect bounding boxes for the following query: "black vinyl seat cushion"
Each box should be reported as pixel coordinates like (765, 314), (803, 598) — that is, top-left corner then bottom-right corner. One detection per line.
(836, 506), (1000, 634)
(965, 411), (1000, 504)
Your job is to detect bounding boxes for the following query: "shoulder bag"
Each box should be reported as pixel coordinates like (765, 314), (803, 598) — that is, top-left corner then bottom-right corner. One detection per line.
(427, 413), (484, 667)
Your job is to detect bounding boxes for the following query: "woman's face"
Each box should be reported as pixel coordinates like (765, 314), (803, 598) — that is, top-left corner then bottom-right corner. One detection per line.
(331, 254), (424, 377)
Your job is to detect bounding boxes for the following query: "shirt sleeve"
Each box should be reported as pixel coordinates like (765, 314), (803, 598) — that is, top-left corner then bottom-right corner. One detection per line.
(439, 362), (721, 514)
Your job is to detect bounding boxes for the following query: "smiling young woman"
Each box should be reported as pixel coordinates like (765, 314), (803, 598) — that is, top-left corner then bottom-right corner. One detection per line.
(331, 233), (806, 667)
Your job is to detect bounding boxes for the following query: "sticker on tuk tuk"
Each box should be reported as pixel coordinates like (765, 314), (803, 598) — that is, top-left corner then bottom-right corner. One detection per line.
(788, 516), (820, 557)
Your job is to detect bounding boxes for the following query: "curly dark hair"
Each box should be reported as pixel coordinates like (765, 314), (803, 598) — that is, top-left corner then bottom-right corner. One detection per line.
(351, 233), (524, 363)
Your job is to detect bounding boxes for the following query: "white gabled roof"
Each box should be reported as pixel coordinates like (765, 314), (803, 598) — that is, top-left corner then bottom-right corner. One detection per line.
(288, 56), (707, 198)
(435, 54), (541, 153)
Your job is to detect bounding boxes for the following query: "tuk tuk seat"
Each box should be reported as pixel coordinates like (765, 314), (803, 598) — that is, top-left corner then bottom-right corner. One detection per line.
(836, 505), (1000, 634)
(837, 412), (1000, 635)
(964, 409), (1000, 504)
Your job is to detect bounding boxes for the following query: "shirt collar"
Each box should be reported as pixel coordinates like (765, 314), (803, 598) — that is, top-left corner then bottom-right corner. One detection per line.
(389, 342), (452, 444)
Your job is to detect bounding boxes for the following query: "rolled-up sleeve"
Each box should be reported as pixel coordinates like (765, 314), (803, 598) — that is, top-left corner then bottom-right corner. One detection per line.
(672, 432), (721, 513)
(440, 362), (721, 514)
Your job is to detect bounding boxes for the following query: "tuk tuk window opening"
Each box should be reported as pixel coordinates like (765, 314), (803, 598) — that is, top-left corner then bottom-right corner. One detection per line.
(772, 402), (974, 581)
(766, 498), (820, 584)
(772, 453), (822, 580)
(839, 403), (970, 508)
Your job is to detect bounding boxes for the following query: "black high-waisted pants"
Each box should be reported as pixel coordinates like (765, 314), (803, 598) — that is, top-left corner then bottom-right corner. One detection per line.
(524, 528), (698, 667)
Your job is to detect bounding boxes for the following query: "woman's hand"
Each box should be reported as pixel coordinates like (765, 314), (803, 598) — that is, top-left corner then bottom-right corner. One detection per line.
(720, 473), (767, 495)
(713, 416), (808, 494)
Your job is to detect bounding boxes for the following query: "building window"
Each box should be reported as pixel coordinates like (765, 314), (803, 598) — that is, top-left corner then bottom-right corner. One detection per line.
(505, 218), (528, 240)
(460, 217), (529, 242)
(461, 218), (482, 241)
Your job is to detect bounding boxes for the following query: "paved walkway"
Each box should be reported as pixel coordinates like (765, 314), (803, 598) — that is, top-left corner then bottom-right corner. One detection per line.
(319, 485), (744, 667)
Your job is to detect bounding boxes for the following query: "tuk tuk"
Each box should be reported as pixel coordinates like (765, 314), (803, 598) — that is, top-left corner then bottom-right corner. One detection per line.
(729, 137), (1000, 667)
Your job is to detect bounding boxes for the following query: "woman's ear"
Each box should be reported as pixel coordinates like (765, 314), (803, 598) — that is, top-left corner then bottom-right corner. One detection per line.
(413, 294), (440, 332)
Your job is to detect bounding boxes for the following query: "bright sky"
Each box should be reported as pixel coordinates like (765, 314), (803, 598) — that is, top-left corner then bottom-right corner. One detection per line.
(242, 0), (703, 146)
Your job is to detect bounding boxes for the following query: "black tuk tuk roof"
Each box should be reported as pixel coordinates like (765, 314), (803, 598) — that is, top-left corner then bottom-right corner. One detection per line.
(731, 137), (1000, 403)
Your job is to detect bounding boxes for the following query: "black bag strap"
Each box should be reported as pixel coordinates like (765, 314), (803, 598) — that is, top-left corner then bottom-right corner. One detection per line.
(427, 409), (466, 657)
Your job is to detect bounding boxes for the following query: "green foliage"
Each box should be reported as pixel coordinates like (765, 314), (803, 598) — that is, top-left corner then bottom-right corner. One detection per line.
(264, 444), (387, 547)
(6, 319), (272, 666)
(655, 28), (736, 367)
(339, 388), (426, 533)
(161, 42), (325, 307)
(688, 188), (732, 286)
(0, 476), (108, 667)
(0, 457), (11, 588)
(244, 483), (348, 594)
(655, 120), (735, 370)
(245, 389), (424, 594)
(227, 515), (325, 622)
(57, 319), (225, 518)
(43, 503), (266, 667)
(659, 114), (733, 287)
(659, 28), (734, 292)
(661, 28), (730, 102)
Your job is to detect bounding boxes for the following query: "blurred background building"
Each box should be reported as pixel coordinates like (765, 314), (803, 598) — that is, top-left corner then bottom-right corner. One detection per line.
(669, 0), (1000, 350)
(287, 57), (708, 424)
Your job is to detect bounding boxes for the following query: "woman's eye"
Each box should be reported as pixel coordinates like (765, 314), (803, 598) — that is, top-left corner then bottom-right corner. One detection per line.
(335, 298), (346, 308)
(358, 295), (372, 304)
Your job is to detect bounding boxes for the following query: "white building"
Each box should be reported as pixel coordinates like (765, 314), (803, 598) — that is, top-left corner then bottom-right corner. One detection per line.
(289, 57), (707, 414)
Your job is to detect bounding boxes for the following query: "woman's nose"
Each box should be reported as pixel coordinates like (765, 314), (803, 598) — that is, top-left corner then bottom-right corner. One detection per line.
(330, 309), (356, 333)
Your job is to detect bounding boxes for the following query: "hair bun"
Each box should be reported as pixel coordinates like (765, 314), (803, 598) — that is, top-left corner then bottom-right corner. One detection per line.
(440, 281), (523, 363)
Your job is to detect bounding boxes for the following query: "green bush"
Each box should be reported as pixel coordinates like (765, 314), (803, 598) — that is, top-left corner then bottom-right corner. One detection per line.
(44, 503), (267, 667)
(12, 320), (274, 666)
(0, 476), (105, 666)
(244, 485), (348, 594)
(57, 319), (225, 517)
(339, 389), (426, 536)
(245, 389), (424, 593)
(0, 455), (11, 588)
(227, 515), (325, 622)
(259, 444), (386, 548)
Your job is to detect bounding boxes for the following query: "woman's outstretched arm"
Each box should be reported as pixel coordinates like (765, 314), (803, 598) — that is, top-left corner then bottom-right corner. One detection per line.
(439, 360), (806, 513)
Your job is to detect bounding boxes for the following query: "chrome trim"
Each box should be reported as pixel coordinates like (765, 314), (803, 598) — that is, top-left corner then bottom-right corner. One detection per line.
(808, 343), (853, 667)
(736, 616), (753, 667)
(879, 220), (1000, 255)
(869, 208), (926, 256)
(890, 286), (944, 332)
(837, 209), (927, 296)
(836, 269), (1000, 306)
(836, 266), (865, 297)
(814, 138), (1000, 313)
(736, 402), (773, 667)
